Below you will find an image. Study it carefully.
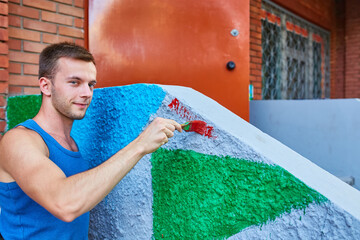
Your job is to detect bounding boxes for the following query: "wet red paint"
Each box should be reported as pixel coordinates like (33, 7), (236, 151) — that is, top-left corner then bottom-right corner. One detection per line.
(204, 125), (214, 138)
(169, 98), (215, 138)
(168, 98), (193, 121)
(183, 120), (207, 135)
(168, 98), (180, 109)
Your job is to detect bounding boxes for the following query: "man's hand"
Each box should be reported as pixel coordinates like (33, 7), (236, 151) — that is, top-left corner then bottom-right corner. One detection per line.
(135, 117), (182, 154)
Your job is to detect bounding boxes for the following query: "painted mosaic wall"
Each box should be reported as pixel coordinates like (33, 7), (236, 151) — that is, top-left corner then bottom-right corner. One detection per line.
(6, 84), (360, 239)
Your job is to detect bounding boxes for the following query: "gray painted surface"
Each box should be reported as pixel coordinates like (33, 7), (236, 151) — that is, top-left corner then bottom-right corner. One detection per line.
(228, 201), (360, 240)
(250, 99), (360, 190)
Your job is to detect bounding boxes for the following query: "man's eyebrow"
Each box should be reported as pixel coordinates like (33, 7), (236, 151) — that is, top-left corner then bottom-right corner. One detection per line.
(66, 76), (97, 83)
(66, 76), (82, 80)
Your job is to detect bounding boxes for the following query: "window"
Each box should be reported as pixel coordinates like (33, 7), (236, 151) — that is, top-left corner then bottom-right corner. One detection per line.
(261, 0), (330, 100)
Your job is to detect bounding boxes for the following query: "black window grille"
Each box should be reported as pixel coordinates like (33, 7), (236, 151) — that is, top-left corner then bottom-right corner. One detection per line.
(261, 0), (330, 100)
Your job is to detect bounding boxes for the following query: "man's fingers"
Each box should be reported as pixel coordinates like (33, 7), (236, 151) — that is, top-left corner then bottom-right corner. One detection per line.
(151, 117), (182, 144)
(165, 119), (182, 133)
(138, 117), (182, 153)
(172, 120), (182, 132)
(165, 123), (175, 132)
(163, 128), (174, 138)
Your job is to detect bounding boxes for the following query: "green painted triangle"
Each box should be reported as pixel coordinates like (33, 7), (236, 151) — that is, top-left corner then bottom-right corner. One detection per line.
(151, 148), (327, 239)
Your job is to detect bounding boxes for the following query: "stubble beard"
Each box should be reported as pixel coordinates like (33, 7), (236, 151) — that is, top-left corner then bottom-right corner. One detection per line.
(51, 88), (88, 120)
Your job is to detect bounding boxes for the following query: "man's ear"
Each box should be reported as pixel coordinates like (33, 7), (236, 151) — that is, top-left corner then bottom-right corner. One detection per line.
(39, 77), (52, 96)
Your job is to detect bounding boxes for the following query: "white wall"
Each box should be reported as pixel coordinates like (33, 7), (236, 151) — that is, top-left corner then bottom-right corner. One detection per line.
(250, 99), (360, 190)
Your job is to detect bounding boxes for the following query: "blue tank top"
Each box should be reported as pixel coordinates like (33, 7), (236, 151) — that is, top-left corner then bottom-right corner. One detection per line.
(0, 119), (90, 240)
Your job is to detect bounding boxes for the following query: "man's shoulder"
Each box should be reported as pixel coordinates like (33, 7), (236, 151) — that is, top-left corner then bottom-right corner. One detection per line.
(2, 125), (37, 139)
(0, 125), (46, 150)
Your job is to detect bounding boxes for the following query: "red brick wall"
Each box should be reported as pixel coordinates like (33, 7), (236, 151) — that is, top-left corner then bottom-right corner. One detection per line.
(331, 0), (345, 98)
(0, 0), (8, 136)
(0, 0), (85, 137)
(344, 0), (360, 97)
(8, 0), (85, 96)
(271, 0), (334, 30)
(249, 0), (262, 100)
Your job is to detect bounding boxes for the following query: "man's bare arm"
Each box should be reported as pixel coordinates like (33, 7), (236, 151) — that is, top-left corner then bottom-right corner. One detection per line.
(0, 117), (181, 222)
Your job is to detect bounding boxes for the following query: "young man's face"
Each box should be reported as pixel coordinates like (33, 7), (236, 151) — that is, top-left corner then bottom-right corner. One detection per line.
(50, 57), (97, 120)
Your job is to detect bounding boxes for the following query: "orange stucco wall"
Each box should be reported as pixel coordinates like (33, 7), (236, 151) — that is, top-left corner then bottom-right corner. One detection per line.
(89, 0), (250, 120)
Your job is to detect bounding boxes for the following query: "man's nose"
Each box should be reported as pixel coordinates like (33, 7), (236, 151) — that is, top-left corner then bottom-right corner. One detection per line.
(80, 84), (92, 97)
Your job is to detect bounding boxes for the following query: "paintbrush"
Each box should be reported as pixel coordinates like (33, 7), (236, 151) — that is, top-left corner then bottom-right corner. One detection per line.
(181, 120), (208, 135)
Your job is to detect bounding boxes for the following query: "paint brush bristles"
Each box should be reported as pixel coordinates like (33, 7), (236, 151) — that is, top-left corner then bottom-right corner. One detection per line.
(181, 120), (207, 135)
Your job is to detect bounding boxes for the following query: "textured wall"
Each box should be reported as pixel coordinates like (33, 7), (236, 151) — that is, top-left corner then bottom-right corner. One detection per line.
(6, 84), (360, 239)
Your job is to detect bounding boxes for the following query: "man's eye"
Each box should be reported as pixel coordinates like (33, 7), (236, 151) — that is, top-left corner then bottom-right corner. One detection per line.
(71, 81), (78, 85)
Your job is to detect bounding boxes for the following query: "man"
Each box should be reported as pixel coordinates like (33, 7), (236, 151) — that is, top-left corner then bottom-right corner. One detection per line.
(0, 42), (182, 239)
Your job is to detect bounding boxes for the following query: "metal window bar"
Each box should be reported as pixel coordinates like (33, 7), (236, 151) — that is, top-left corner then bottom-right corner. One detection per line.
(261, 0), (330, 100)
